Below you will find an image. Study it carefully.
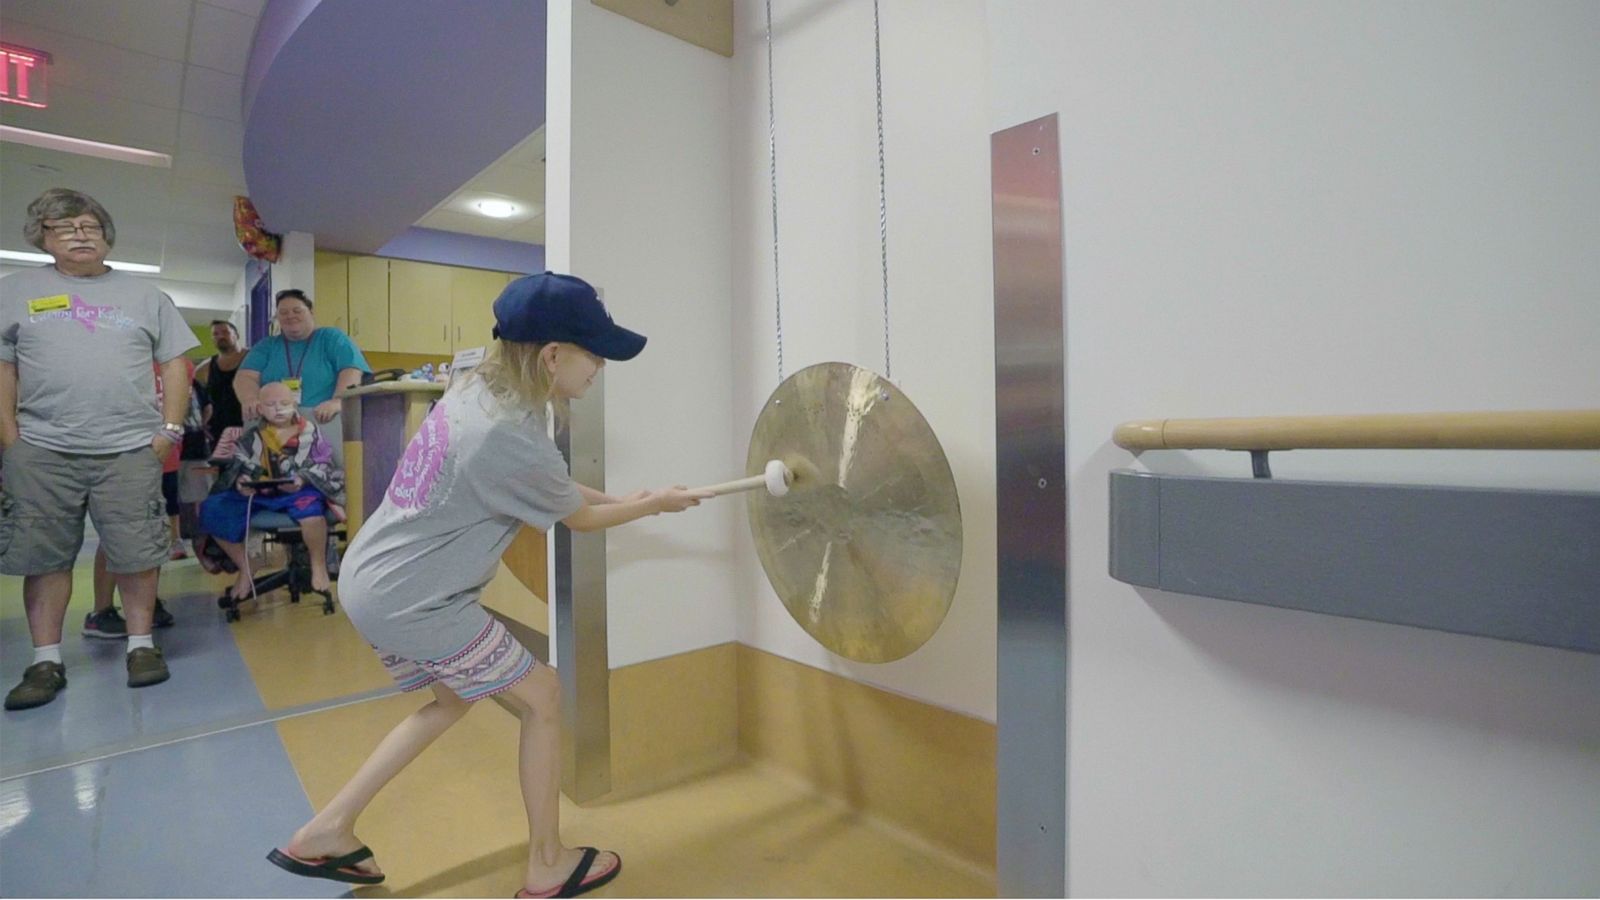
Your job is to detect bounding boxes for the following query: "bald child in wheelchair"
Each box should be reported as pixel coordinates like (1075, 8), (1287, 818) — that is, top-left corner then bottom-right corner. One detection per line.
(200, 381), (345, 603)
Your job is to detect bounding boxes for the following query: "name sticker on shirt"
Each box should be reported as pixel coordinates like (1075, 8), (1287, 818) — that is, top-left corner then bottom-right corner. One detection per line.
(27, 295), (71, 315)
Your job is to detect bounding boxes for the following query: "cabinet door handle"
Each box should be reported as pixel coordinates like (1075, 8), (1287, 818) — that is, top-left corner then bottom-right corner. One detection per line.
(353, 317), (359, 335)
(442, 325), (448, 341)
(456, 326), (461, 341)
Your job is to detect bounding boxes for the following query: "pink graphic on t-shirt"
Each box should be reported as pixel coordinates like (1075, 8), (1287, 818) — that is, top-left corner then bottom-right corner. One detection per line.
(388, 403), (450, 511)
(30, 295), (135, 333)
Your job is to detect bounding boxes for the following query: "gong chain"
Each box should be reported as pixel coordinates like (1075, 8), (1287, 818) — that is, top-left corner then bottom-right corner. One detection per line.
(873, 0), (890, 381)
(765, 0), (784, 384)
(764, 0), (895, 385)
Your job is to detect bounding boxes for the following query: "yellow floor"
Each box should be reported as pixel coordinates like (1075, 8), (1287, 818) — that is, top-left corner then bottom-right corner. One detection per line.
(227, 579), (397, 709)
(7, 554), (994, 898)
(282, 692), (992, 898)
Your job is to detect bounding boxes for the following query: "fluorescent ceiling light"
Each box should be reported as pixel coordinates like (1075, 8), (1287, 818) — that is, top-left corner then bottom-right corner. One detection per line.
(473, 198), (520, 219)
(0, 125), (172, 168)
(0, 249), (161, 274)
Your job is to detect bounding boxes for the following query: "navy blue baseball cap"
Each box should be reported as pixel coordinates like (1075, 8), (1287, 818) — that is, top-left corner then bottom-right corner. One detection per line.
(491, 272), (647, 361)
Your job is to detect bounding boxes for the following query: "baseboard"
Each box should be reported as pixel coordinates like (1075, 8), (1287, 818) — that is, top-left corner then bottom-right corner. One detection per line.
(736, 644), (997, 872)
(602, 642), (997, 874)
(605, 642), (740, 800)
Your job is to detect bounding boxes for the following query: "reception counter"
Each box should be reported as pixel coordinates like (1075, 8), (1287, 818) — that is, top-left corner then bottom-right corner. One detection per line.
(341, 380), (549, 643)
(341, 380), (446, 534)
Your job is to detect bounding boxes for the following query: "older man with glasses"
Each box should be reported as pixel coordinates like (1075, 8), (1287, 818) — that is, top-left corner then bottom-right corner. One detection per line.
(0, 188), (198, 710)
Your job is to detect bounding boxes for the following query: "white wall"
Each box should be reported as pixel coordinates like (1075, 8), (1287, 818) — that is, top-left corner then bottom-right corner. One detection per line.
(270, 230), (315, 305)
(230, 265), (248, 333)
(729, 0), (998, 720)
(989, 1), (1600, 895)
(548, 0), (741, 668)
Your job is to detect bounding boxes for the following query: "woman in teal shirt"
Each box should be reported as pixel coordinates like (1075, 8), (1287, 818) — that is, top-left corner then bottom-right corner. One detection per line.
(236, 289), (370, 424)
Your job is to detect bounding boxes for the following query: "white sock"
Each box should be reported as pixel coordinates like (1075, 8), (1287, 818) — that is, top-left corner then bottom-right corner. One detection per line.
(33, 644), (63, 666)
(127, 634), (155, 652)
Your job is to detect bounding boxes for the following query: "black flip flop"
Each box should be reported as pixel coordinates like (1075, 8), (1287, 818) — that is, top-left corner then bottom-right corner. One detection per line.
(517, 847), (622, 899)
(266, 845), (386, 885)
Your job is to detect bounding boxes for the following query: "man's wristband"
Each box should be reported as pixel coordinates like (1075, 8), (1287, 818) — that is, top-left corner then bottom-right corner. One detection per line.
(158, 422), (183, 439)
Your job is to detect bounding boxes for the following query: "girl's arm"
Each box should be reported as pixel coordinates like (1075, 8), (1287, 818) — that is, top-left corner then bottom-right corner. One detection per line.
(572, 483), (627, 506)
(561, 487), (712, 533)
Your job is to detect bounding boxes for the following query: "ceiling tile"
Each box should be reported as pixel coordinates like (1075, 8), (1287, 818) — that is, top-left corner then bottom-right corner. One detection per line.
(186, 2), (256, 76)
(498, 128), (546, 168)
(0, 141), (172, 192)
(171, 149), (246, 189)
(0, 21), (184, 110)
(0, 0), (194, 61)
(163, 221), (241, 248)
(1, 84), (181, 153)
(498, 218), (546, 243)
(198, 0), (266, 17)
(159, 253), (246, 284)
(103, 239), (166, 268)
(176, 111), (243, 158)
(162, 234), (248, 281)
(2, 1), (256, 289)
(465, 162), (545, 203)
(413, 126), (546, 244)
(167, 178), (240, 225)
(181, 65), (243, 121)
(415, 208), (510, 239)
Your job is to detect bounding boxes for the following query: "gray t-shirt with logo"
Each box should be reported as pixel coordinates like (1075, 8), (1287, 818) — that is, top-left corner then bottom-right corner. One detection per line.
(0, 265), (199, 454)
(338, 377), (584, 660)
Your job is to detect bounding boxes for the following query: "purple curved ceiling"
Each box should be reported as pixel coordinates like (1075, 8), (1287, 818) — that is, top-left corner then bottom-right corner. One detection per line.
(242, 0), (546, 254)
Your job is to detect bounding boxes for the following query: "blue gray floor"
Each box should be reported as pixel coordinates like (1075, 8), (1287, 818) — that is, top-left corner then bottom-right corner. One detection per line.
(0, 572), (346, 898)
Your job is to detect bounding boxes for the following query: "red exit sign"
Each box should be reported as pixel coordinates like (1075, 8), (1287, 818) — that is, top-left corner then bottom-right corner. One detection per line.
(1, 43), (51, 109)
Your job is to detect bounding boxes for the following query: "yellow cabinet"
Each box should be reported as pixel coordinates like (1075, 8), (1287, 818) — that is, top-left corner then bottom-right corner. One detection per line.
(388, 260), (453, 354)
(312, 251), (350, 334)
(347, 256), (390, 352)
(450, 268), (510, 352)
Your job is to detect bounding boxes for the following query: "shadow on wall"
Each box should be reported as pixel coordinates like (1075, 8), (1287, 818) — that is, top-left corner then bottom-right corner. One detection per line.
(608, 532), (733, 571)
(1138, 587), (1600, 748)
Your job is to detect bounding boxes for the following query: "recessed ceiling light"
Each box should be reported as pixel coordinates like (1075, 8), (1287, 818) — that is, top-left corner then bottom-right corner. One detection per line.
(474, 199), (520, 219)
(0, 249), (161, 274)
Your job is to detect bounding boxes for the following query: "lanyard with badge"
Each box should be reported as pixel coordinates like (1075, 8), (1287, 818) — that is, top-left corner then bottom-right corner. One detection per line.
(281, 333), (308, 404)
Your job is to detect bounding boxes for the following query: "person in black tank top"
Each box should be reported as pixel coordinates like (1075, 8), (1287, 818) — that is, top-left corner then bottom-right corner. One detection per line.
(200, 320), (247, 442)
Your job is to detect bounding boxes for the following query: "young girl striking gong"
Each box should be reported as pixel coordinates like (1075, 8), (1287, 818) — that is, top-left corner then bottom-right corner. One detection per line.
(268, 272), (710, 898)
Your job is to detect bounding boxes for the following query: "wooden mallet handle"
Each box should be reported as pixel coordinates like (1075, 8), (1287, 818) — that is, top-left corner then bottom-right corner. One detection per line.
(694, 460), (793, 497)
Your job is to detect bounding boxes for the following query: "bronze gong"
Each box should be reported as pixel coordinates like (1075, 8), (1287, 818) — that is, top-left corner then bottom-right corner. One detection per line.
(746, 362), (962, 663)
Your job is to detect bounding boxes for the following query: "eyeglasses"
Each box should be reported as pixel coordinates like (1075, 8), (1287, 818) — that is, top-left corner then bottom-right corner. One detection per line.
(44, 222), (106, 238)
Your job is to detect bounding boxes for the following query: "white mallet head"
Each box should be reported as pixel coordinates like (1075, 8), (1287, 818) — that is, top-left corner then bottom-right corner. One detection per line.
(764, 459), (792, 497)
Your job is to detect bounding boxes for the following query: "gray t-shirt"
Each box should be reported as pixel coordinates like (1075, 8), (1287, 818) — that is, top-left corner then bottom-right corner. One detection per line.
(338, 377), (583, 659)
(0, 265), (199, 454)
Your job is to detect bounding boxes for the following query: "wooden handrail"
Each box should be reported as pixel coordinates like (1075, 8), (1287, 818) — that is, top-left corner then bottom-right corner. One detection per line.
(1113, 409), (1600, 452)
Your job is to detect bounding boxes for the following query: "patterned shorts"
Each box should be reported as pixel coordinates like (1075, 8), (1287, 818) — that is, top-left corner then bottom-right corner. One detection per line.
(375, 617), (536, 702)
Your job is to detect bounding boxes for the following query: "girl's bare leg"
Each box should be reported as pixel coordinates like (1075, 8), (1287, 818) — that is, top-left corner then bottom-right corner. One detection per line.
(284, 683), (471, 876)
(499, 664), (619, 893)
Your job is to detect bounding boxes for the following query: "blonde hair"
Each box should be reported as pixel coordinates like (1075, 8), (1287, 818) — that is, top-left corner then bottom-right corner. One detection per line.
(464, 339), (568, 426)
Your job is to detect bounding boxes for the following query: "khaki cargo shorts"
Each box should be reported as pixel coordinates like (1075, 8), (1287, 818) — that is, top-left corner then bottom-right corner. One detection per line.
(0, 439), (169, 576)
